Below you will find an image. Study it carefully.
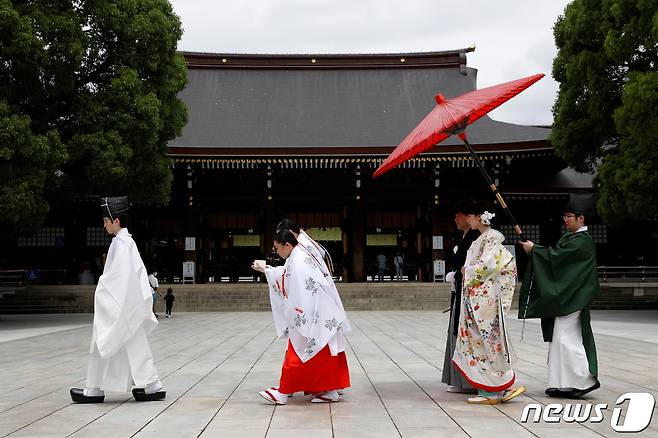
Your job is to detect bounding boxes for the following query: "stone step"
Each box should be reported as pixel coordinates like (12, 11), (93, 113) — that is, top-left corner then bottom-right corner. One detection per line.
(2, 282), (657, 314)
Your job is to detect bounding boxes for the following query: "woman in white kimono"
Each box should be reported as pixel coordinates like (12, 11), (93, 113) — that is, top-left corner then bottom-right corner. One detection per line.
(452, 202), (525, 404)
(253, 230), (350, 404)
(276, 219), (350, 331)
(258, 220), (351, 366)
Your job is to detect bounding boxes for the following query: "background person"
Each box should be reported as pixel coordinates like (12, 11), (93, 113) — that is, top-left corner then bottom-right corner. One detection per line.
(164, 287), (175, 318)
(148, 271), (161, 317)
(393, 253), (404, 281)
(376, 253), (386, 281)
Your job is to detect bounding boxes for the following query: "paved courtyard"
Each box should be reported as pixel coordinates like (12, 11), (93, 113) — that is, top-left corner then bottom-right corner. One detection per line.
(0, 310), (657, 437)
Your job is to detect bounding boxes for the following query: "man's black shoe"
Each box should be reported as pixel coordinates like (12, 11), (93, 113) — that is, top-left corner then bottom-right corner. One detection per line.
(545, 387), (567, 398)
(132, 387), (166, 402)
(70, 388), (104, 403)
(565, 380), (600, 399)
(545, 380), (600, 399)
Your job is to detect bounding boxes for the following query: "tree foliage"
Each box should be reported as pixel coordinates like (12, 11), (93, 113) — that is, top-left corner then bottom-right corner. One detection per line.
(0, 0), (187, 232)
(551, 0), (658, 222)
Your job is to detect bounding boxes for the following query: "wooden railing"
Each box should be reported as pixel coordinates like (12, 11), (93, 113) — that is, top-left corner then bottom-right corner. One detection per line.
(0, 269), (68, 286)
(0, 270), (27, 287)
(598, 266), (658, 282)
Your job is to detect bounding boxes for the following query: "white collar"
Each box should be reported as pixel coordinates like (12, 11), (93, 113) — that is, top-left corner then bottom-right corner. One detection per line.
(113, 228), (129, 240)
(575, 226), (588, 233)
(289, 245), (302, 259)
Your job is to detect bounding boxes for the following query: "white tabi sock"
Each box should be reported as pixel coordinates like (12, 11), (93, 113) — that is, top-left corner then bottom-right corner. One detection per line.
(84, 388), (104, 397)
(269, 389), (289, 403)
(145, 380), (163, 394)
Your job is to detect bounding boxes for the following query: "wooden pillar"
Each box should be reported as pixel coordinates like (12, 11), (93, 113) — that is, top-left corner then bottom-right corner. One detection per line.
(431, 164), (442, 237)
(263, 199), (274, 260)
(64, 203), (86, 284)
(184, 165), (198, 283)
(430, 165), (443, 282)
(351, 199), (365, 282)
(342, 206), (350, 282)
(197, 213), (207, 284)
(263, 165), (274, 261)
(414, 205), (420, 281)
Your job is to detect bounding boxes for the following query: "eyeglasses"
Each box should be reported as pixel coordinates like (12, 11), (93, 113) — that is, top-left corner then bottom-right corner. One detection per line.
(563, 214), (575, 219)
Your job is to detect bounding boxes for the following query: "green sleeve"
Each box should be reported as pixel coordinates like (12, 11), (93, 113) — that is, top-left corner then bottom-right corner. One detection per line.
(518, 233), (599, 319)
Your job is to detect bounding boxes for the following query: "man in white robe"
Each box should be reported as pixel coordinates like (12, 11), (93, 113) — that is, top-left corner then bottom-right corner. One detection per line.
(70, 197), (165, 403)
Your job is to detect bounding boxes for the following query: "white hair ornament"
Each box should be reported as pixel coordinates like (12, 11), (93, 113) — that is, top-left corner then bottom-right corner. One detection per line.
(480, 211), (495, 226)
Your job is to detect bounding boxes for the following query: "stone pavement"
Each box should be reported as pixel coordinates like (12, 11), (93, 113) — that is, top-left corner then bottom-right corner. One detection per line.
(0, 311), (657, 437)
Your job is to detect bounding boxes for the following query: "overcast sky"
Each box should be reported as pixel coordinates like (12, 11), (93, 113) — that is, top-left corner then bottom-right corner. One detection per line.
(168, 0), (572, 126)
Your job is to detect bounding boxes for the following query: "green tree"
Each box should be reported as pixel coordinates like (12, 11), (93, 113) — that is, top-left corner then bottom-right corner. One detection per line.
(0, 102), (67, 230)
(551, 0), (658, 222)
(0, 0), (187, 232)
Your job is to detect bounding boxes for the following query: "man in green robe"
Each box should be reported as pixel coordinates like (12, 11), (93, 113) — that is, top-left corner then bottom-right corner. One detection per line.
(518, 194), (600, 398)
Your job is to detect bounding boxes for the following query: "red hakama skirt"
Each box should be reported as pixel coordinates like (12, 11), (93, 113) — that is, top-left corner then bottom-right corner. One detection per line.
(278, 341), (350, 394)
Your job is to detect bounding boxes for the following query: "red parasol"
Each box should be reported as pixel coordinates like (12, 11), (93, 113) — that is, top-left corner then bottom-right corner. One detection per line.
(373, 73), (545, 240)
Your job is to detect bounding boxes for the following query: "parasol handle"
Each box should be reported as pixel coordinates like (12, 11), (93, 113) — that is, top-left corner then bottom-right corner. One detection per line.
(458, 134), (527, 242)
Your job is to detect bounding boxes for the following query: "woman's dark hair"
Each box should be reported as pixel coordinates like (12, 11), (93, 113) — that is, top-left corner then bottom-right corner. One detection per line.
(466, 200), (495, 216)
(454, 199), (475, 215)
(276, 218), (301, 234)
(274, 229), (298, 246)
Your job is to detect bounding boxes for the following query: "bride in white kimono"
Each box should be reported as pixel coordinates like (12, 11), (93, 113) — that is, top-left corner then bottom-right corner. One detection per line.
(451, 203), (525, 404)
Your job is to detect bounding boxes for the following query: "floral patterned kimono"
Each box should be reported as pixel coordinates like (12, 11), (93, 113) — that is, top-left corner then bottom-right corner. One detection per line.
(452, 228), (517, 392)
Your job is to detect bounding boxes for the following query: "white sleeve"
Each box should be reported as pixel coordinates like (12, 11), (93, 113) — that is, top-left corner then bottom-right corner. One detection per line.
(264, 266), (288, 338)
(264, 266), (285, 293)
